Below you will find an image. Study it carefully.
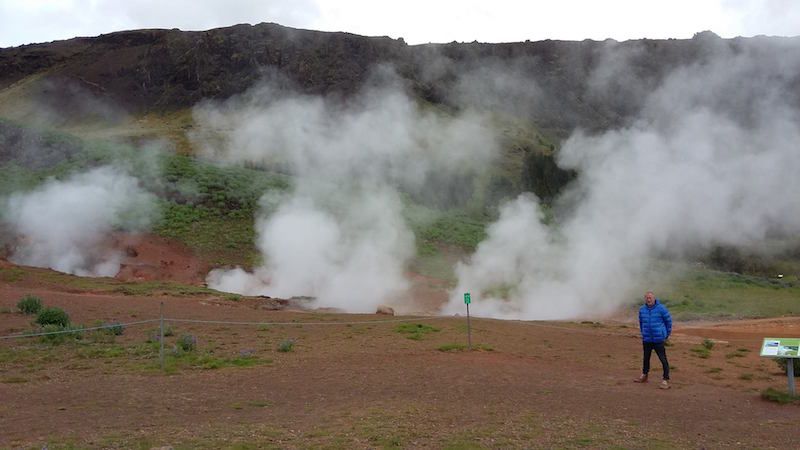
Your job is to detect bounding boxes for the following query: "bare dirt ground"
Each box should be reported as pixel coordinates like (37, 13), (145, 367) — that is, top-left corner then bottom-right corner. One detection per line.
(112, 233), (209, 285)
(1, 240), (799, 449)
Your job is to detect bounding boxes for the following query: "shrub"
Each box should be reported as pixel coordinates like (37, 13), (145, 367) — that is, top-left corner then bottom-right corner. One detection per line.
(17, 295), (42, 315)
(277, 339), (295, 353)
(176, 334), (197, 352)
(35, 307), (70, 327)
(761, 387), (799, 404)
(702, 338), (715, 350)
(38, 324), (84, 344)
(105, 322), (124, 336)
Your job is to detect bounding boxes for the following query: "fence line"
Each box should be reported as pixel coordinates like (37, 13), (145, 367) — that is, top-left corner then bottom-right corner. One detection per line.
(0, 319), (160, 340)
(166, 316), (448, 327)
(0, 315), (452, 340)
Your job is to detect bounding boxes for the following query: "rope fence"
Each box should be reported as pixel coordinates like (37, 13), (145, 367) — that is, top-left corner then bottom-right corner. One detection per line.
(0, 318), (160, 340)
(0, 314), (452, 340)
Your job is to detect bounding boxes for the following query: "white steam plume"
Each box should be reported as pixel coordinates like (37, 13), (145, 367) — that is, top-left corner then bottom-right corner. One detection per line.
(447, 39), (800, 319)
(195, 70), (498, 312)
(2, 166), (156, 277)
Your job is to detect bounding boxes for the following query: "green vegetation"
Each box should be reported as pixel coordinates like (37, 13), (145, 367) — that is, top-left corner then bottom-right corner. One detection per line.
(37, 324), (85, 344)
(690, 346), (711, 359)
(176, 334), (197, 352)
(277, 338), (296, 352)
(438, 343), (493, 352)
(656, 269), (800, 320)
(702, 338), (715, 350)
(725, 348), (749, 359)
(395, 323), (441, 340)
(16, 294), (42, 314)
(761, 387), (800, 404)
(35, 307), (70, 327)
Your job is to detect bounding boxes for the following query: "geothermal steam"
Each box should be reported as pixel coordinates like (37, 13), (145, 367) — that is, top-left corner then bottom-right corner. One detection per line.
(3, 166), (155, 277)
(195, 74), (497, 312)
(447, 40), (800, 319)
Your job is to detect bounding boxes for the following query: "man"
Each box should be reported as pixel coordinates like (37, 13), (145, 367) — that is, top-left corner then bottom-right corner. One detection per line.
(634, 291), (672, 389)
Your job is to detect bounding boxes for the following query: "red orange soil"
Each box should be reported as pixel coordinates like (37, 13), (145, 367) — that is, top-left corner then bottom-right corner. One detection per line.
(1, 276), (799, 448)
(112, 233), (209, 285)
(1, 236), (799, 448)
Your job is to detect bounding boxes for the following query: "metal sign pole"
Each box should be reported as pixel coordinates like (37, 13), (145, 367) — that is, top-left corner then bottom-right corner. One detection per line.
(464, 292), (472, 351)
(789, 360), (796, 396)
(159, 302), (165, 371)
(467, 302), (472, 351)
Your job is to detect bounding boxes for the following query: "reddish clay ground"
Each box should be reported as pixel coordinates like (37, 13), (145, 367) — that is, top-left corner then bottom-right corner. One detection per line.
(1, 238), (799, 448)
(1, 282), (799, 449)
(112, 233), (210, 285)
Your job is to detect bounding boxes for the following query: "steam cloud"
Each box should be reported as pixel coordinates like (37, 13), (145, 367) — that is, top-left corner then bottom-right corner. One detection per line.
(2, 166), (156, 277)
(195, 71), (497, 312)
(447, 39), (800, 319)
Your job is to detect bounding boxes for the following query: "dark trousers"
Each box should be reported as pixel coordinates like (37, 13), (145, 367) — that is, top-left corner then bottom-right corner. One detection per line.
(642, 342), (670, 380)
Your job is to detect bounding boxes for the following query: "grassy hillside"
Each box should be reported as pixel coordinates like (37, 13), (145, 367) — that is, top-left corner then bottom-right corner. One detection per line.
(1, 117), (799, 320)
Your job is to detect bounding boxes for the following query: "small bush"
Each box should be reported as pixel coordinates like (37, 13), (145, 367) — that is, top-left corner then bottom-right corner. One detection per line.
(176, 334), (197, 352)
(702, 338), (715, 350)
(17, 295), (43, 315)
(690, 347), (711, 359)
(761, 387), (800, 404)
(105, 322), (124, 336)
(35, 307), (70, 327)
(277, 339), (295, 353)
(38, 324), (84, 344)
(147, 324), (174, 342)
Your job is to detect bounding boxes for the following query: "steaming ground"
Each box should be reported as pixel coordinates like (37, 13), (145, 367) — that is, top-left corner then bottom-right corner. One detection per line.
(2, 166), (155, 277)
(195, 72), (498, 312)
(446, 40), (800, 319)
(195, 41), (800, 318)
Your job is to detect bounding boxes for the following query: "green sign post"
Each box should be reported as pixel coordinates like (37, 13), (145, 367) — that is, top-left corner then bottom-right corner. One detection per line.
(760, 338), (799, 395)
(464, 293), (472, 350)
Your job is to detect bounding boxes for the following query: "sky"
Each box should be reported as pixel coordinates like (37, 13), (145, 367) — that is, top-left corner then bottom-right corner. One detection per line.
(0, 0), (797, 48)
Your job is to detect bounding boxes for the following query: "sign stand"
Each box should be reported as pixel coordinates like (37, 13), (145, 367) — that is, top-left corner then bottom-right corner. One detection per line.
(759, 337), (799, 396)
(464, 292), (472, 351)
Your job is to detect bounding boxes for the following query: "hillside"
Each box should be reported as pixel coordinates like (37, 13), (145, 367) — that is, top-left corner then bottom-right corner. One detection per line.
(1, 23), (799, 317)
(3, 24), (798, 134)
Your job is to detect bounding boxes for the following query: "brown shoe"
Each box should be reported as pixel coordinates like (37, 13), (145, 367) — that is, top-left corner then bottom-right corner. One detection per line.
(633, 374), (648, 383)
(659, 380), (671, 389)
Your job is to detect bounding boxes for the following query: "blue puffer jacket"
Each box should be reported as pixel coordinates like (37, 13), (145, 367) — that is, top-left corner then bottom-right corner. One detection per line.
(639, 300), (672, 343)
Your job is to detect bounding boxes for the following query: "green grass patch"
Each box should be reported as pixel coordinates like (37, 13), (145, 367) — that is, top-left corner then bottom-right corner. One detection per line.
(656, 268), (800, 320)
(1, 376), (28, 383)
(437, 343), (492, 352)
(438, 343), (468, 352)
(0, 267), (25, 282)
(277, 339), (296, 353)
(395, 323), (441, 340)
(761, 387), (800, 404)
(690, 346), (711, 359)
(725, 349), (749, 359)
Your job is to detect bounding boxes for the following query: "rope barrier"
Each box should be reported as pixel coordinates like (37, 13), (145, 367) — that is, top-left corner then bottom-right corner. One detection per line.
(165, 316), (449, 327)
(0, 316), (453, 340)
(0, 319), (160, 340)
